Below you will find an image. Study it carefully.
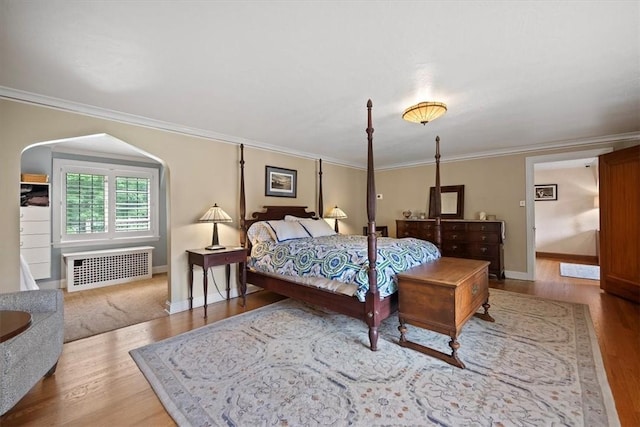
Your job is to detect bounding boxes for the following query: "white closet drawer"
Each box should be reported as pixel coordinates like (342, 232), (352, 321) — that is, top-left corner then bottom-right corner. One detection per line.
(20, 233), (50, 248)
(27, 262), (51, 280)
(20, 221), (50, 235)
(20, 206), (50, 221)
(20, 247), (50, 263)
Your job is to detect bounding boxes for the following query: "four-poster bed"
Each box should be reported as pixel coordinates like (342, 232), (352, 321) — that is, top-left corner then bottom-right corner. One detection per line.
(238, 100), (447, 351)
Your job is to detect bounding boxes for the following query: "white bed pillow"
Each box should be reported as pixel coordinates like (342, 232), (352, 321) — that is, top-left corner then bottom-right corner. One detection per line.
(247, 221), (276, 245)
(265, 220), (311, 242)
(284, 215), (311, 221)
(299, 219), (336, 237)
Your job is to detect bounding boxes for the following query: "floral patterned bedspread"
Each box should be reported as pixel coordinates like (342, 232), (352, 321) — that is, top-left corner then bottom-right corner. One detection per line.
(249, 235), (441, 302)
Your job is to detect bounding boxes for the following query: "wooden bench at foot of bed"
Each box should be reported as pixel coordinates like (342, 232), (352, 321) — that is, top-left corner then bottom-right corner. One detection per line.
(397, 257), (495, 369)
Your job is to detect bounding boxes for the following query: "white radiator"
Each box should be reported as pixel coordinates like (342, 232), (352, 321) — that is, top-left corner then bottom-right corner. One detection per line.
(63, 246), (153, 292)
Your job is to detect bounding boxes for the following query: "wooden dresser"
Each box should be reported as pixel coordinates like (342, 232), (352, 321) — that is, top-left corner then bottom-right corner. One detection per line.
(396, 219), (505, 279)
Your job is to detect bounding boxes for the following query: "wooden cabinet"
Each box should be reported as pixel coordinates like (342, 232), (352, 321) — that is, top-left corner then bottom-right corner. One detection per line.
(599, 145), (639, 302)
(20, 183), (51, 280)
(397, 219), (505, 279)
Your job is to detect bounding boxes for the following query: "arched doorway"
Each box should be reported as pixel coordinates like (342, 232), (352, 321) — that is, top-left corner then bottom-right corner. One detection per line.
(20, 133), (171, 341)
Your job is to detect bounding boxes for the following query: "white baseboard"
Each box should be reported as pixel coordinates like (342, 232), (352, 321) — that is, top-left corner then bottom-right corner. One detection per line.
(36, 279), (63, 290)
(152, 265), (168, 274)
(504, 270), (532, 281)
(166, 284), (262, 314)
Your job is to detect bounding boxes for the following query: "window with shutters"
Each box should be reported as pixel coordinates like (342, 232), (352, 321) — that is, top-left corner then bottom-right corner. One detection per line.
(53, 159), (159, 246)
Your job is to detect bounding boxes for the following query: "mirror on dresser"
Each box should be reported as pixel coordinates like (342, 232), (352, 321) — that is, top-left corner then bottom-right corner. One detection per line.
(428, 185), (464, 219)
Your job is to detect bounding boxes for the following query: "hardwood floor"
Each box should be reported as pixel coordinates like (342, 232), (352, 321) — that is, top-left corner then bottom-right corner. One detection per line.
(2, 258), (638, 426)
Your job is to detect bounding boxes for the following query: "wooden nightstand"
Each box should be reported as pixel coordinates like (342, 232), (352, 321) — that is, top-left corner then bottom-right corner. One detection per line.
(362, 225), (388, 237)
(186, 247), (247, 317)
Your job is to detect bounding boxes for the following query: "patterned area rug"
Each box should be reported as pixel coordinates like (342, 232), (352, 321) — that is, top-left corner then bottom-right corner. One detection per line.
(560, 262), (600, 280)
(130, 290), (619, 426)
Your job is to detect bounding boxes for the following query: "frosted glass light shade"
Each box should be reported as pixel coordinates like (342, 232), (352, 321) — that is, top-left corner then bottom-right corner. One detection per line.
(325, 206), (348, 219)
(402, 102), (447, 124)
(199, 204), (232, 223)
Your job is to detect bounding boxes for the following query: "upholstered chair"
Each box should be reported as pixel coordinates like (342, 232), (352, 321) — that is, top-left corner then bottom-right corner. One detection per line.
(0, 289), (64, 415)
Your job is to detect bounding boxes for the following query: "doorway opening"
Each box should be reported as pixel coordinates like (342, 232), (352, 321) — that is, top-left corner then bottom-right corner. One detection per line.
(20, 133), (171, 339)
(525, 148), (612, 281)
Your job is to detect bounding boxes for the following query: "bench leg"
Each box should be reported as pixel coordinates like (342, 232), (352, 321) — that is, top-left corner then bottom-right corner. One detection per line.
(474, 297), (495, 323)
(398, 319), (466, 369)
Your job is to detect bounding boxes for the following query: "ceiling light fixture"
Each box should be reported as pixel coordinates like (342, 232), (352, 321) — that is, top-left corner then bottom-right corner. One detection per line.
(402, 101), (447, 248)
(402, 102), (447, 125)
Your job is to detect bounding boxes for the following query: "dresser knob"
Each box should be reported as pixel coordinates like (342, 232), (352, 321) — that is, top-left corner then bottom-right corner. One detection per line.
(482, 235), (487, 241)
(480, 247), (487, 253)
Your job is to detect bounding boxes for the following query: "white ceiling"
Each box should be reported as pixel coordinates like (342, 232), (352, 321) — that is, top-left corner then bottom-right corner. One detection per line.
(1, 1), (639, 169)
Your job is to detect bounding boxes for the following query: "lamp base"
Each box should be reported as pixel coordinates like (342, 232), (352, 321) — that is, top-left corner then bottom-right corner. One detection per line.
(205, 245), (226, 251)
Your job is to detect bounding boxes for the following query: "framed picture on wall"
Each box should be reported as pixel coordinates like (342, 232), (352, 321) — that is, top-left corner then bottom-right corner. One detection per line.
(265, 166), (297, 198)
(534, 184), (557, 201)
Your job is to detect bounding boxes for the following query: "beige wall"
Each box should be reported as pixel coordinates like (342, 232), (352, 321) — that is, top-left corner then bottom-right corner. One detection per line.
(1, 99), (632, 294)
(376, 146), (621, 275)
(534, 167), (599, 256)
(376, 156), (527, 273)
(0, 100), (366, 306)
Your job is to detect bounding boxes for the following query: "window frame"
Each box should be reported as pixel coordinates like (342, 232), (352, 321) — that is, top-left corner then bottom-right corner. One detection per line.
(52, 158), (159, 247)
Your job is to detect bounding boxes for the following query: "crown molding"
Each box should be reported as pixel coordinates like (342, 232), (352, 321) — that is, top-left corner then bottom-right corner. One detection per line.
(3, 86), (637, 172)
(376, 132), (640, 171)
(0, 87), (362, 169)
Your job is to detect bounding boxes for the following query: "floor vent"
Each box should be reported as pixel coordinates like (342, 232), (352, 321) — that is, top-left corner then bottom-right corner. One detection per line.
(63, 246), (153, 292)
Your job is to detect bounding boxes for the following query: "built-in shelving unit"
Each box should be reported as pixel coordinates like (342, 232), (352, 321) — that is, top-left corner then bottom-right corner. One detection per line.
(20, 182), (51, 280)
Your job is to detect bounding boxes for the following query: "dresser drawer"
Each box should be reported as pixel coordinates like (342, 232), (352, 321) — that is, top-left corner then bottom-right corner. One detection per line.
(441, 242), (467, 257)
(397, 221), (433, 239)
(467, 222), (501, 233)
(20, 233), (50, 248)
(467, 243), (500, 258)
(20, 221), (50, 235)
(27, 262), (51, 280)
(442, 222), (465, 231)
(467, 231), (500, 244)
(397, 222), (411, 237)
(20, 247), (50, 263)
(443, 231), (465, 242)
(20, 206), (50, 221)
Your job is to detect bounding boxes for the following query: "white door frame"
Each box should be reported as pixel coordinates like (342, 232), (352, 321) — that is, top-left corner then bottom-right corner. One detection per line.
(524, 147), (612, 280)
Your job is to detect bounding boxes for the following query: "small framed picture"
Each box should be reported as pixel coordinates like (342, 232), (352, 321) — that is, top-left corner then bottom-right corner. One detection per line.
(535, 184), (557, 201)
(265, 166), (297, 198)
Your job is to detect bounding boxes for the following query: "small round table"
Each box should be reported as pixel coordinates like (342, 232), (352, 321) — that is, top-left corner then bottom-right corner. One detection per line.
(0, 310), (32, 343)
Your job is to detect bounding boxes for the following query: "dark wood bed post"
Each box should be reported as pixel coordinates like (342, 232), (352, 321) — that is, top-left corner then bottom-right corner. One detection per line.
(364, 99), (380, 351)
(434, 136), (442, 249)
(318, 159), (324, 218)
(239, 144), (246, 249)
